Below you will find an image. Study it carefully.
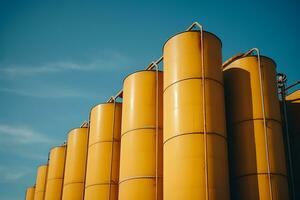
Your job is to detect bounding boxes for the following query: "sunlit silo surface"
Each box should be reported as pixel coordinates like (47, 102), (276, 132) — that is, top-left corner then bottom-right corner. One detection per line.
(119, 71), (163, 200)
(286, 90), (300, 199)
(25, 186), (35, 200)
(163, 30), (230, 200)
(223, 55), (289, 200)
(23, 21), (298, 200)
(44, 145), (66, 200)
(34, 165), (48, 200)
(85, 102), (122, 200)
(62, 127), (89, 200)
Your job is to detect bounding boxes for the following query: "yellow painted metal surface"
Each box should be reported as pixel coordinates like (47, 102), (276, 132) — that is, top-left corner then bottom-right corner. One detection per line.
(25, 186), (35, 200)
(119, 71), (163, 200)
(163, 31), (230, 200)
(62, 128), (88, 200)
(34, 165), (48, 200)
(44, 145), (66, 200)
(85, 103), (122, 200)
(286, 90), (300, 199)
(223, 56), (289, 200)
(286, 90), (300, 103)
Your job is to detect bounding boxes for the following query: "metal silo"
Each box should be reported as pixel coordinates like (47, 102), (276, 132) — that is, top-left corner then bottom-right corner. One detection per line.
(163, 29), (230, 200)
(62, 127), (89, 200)
(44, 145), (66, 200)
(286, 90), (300, 199)
(119, 70), (163, 200)
(223, 50), (289, 200)
(34, 165), (48, 200)
(85, 102), (122, 200)
(25, 186), (35, 200)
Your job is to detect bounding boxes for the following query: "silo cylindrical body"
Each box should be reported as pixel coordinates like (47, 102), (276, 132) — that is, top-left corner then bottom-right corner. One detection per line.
(119, 71), (163, 200)
(44, 145), (66, 200)
(85, 102), (122, 200)
(62, 127), (89, 200)
(286, 90), (300, 199)
(223, 56), (289, 200)
(34, 165), (48, 200)
(25, 186), (35, 200)
(163, 31), (230, 200)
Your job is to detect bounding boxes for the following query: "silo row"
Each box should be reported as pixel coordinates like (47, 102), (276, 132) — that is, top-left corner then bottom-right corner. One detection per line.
(26, 71), (163, 200)
(25, 28), (293, 200)
(27, 128), (88, 200)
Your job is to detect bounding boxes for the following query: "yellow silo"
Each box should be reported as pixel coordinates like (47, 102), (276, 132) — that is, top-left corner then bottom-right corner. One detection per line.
(62, 127), (89, 200)
(163, 30), (230, 200)
(119, 70), (163, 200)
(85, 102), (122, 200)
(25, 186), (35, 200)
(286, 90), (300, 199)
(44, 145), (66, 200)
(223, 54), (289, 200)
(34, 165), (48, 200)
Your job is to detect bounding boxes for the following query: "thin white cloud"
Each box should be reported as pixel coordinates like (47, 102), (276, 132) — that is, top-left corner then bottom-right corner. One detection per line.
(0, 124), (57, 160)
(0, 124), (56, 144)
(0, 51), (133, 77)
(0, 165), (31, 183)
(9, 148), (47, 160)
(0, 87), (98, 99)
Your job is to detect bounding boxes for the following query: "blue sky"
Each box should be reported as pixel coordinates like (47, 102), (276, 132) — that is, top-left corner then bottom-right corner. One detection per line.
(0, 0), (299, 199)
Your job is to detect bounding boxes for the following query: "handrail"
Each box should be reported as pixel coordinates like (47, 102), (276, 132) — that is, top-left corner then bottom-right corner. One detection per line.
(152, 61), (159, 200)
(182, 21), (210, 200)
(242, 48), (274, 200)
(80, 120), (89, 128)
(285, 81), (300, 92)
(222, 53), (244, 68)
(197, 22), (210, 200)
(108, 97), (117, 200)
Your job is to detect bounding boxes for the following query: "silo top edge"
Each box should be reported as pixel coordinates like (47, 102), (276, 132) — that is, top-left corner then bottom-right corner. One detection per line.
(286, 89), (300, 100)
(222, 55), (277, 69)
(90, 102), (122, 112)
(36, 164), (48, 170)
(163, 30), (222, 49)
(123, 69), (163, 85)
(66, 127), (88, 136)
(49, 144), (66, 152)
